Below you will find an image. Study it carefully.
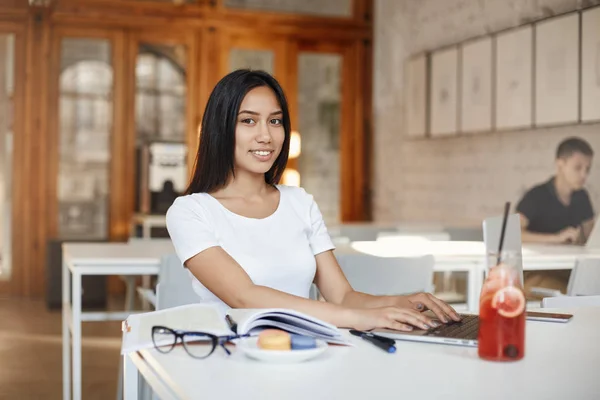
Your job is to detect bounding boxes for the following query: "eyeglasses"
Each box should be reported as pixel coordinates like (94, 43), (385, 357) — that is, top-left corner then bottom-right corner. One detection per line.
(151, 325), (248, 359)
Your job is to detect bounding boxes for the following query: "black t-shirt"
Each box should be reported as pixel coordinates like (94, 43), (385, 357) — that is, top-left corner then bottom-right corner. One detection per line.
(516, 177), (595, 234)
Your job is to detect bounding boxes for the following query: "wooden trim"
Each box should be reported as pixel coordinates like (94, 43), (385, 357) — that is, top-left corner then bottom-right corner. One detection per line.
(185, 29), (201, 182)
(284, 40), (299, 174)
(194, 26), (218, 174)
(362, 38), (374, 221)
(0, 0), (28, 7)
(33, 14), (51, 296)
(340, 43), (356, 222)
(50, 18), (370, 42)
(109, 29), (128, 241)
(349, 40), (370, 221)
(354, 0), (373, 24)
(46, 28), (60, 242)
(0, 4), (27, 21)
(55, 0), (367, 28)
(14, 10), (52, 297)
(50, 3), (371, 41)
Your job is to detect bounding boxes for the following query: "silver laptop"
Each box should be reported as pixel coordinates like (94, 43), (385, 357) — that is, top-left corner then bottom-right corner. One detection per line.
(371, 214), (524, 348)
(372, 311), (480, 347)
(585, 218), (600, 249)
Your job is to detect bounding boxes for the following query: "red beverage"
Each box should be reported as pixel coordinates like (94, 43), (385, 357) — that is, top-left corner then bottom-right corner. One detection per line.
(478, 261), (526, 361)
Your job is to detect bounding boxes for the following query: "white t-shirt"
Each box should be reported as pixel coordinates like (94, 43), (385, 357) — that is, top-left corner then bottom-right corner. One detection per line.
(165, 185), (335, 311)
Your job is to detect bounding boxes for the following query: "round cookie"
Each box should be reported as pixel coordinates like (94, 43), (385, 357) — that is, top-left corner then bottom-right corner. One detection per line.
(257, 329), (291, 350)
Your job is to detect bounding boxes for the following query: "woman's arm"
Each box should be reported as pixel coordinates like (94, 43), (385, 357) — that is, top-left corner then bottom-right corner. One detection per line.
(313, 251), (460, 323)
(184, 246), (437, 331)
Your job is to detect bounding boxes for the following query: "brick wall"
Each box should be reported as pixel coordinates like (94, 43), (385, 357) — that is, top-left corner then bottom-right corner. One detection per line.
(373, 0), (600, 226)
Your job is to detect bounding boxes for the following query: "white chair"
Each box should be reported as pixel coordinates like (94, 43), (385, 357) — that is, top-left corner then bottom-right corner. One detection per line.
(532, 258), (600, 298)
(542, 295), (600, 308)
(482, 213), (523, 259)
(123, 238), (173, 311)
(335, 253), (435, 296)
(118, 253), (200, 400)
(155, 253), (201, 310)
(445, 227), (484, 241)
(329, 224), (398, 242)
(376, 232), (451, 241)
(331, 236), (351, 246)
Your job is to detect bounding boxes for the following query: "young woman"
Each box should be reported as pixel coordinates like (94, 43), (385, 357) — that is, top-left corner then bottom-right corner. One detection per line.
(166, 69), (460, 331)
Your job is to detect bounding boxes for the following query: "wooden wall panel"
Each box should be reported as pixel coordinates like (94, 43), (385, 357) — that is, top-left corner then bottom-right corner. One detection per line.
(12, 9), (52, 297)
(110, 30), (130, 242)
(1, 0), (373, 298)
(362, 38), (374, 220)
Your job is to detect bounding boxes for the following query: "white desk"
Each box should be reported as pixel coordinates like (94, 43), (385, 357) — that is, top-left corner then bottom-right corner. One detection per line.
(344, 241), (600, 311)
(124, 307), (600, 400)
(62, 240), (174, 400)
(132, 214), (168, 239)
(63, 239), (600, 399)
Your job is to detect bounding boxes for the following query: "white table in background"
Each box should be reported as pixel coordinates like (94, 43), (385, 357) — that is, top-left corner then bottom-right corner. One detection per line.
(62, 240), (174, 400)
(345, 240), (600, 311)
(132, 213), (167, 239)
(124, 307), (600, 400)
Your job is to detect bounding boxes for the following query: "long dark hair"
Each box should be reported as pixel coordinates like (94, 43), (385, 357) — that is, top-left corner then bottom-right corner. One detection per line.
(185, 69), (291, 194)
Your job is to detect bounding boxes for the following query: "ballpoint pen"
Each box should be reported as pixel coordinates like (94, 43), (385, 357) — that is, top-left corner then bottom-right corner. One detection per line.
(349, 329), (396, 353)
(225, 315), (238, 334)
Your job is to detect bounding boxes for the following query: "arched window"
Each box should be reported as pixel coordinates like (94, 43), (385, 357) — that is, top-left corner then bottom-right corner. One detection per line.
(135, 48), (186, 143)
(57, 38), (113, 239)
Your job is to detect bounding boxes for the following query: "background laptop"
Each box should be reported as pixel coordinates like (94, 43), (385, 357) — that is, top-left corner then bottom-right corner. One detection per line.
(372, 214), (524, 348)
(584, 218), (600, 249)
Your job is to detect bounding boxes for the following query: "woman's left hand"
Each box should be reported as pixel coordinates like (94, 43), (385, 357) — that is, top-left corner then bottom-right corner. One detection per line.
(395, 292), (461, 323)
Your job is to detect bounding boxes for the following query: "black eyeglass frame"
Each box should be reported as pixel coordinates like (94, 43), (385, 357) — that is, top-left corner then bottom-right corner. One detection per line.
(151, 325), (249, 359)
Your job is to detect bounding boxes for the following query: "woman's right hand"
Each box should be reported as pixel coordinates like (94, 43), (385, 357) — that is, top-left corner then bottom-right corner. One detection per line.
(348, 306), (441, 332)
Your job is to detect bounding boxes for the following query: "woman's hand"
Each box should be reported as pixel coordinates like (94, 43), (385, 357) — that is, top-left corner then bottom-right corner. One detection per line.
(396, 292), (461, 323)
(348, 306), (442, 332)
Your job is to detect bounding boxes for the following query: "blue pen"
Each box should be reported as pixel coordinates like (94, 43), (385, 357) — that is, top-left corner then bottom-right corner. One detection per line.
(349, 329), (396, 353)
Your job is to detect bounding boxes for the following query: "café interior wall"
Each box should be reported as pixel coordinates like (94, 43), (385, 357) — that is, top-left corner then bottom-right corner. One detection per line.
(372, 0), (600, 226)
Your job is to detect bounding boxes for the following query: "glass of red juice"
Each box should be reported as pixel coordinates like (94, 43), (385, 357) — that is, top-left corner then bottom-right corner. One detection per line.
(478, 251), (526, 361)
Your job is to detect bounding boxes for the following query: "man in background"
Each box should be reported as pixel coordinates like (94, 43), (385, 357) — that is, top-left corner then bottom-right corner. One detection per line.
(517, 137), (596, 295)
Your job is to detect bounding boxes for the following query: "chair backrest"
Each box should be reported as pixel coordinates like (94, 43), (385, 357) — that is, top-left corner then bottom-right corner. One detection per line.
(482, 213), (522, 255)
(585, 219), (600, 249)
(542, 295), (600, 308)
(335, 253), (435, 296)
(331, 236), (351, 246)
(329, 224), (398, 242)
(156, 253), (201, 310)
(482, 213), (523, 281)
(376, 232), (451, 241)
(127, 237), (172, 245)
(444, 227), (484, 241)
(566, 258), (600, 296)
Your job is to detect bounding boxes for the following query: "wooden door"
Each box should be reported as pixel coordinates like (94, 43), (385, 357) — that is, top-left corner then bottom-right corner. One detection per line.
(0, 22), (24, 295)
(290, 40), (370, 225)
(125, 29), (199, 238)
(48, 28), (127, 244)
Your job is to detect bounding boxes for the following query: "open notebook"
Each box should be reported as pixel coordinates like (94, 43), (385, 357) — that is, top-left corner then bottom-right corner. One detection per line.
(121, 304), (349, 354)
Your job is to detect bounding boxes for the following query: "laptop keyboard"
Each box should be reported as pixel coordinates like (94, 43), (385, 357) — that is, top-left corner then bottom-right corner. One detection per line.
(424, 314), (479, 340)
